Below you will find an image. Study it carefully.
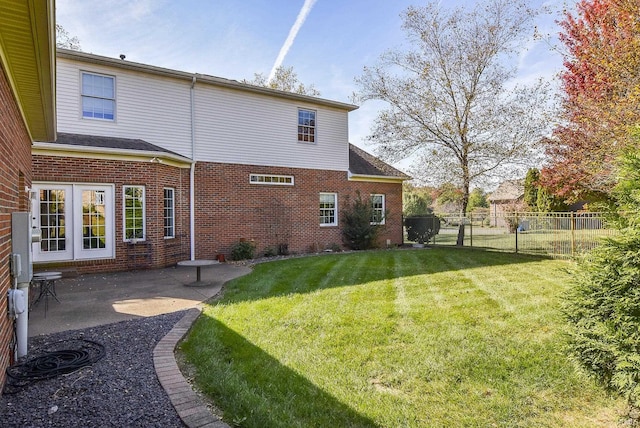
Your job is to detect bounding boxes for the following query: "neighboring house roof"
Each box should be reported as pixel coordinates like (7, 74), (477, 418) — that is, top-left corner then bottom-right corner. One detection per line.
(56, 49), (358, 113)
(33, 133), (192, 167)
(488, 180), (524, 203)
(0, 0), (56, 141)
(348, 144), (410, 182)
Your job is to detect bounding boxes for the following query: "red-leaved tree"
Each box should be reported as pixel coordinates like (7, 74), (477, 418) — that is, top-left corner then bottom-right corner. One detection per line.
(542, 0), (640, 203)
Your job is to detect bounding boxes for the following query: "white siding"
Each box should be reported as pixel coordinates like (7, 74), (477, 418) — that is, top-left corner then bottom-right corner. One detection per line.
(56, 56), (351, 171)
(56, 58), (193, 156)
(194, 85), (349, 171)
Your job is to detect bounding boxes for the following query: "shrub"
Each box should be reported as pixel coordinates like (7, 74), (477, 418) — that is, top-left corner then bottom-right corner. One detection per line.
(564, 149), (640, 410)
(230, 240), (255, 261)
(341, 192), (385, 250)
(404, 215), (441, 244)
(564, 231), (640, 408)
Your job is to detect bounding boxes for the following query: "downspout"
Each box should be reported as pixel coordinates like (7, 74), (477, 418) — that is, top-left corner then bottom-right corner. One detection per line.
(189, 75), (196, 260)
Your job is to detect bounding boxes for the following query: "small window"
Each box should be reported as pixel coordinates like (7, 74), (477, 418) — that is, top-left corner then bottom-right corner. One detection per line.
(249, 174), (294, 186)
(371, 194), (385, 225)
(123, 186), (145, 241)
(320, 192), (337, 226)
(82, 72), (115, 120)
(298, 109), (316, 143)
(164, 188), (175, 238)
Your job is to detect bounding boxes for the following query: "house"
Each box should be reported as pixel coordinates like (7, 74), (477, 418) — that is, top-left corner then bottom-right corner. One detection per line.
(30, 49), (409, 273)
(0, 0), (56, 390)
(488, 179), (524, 228)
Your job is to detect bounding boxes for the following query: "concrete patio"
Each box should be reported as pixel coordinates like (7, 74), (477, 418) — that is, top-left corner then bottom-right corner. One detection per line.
(27, 262), (252, 337)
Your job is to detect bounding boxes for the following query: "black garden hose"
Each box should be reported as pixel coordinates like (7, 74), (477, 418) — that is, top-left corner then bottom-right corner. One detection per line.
(3, 339), (106, 394)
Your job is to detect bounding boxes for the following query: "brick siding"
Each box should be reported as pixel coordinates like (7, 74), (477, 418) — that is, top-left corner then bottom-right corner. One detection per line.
(32, 155), (191, 273)
(194, 162), (404, 259)
(0, 64), (34, 389)
(31, 157), (404, 270)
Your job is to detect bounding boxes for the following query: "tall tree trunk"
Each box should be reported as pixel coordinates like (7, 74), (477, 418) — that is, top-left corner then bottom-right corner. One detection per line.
(456, 175), (470, 246)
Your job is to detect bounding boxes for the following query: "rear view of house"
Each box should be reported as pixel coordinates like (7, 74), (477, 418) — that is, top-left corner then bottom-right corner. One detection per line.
(32, 49), (408, 273)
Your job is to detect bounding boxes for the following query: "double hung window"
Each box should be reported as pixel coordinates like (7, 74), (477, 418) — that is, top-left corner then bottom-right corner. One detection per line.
(82, 72), (115, 120)
(320, 193), (337, 226)
(164, 188), (175, 239)
(371, 194), (386, 225)
(123, 186), (145, 241)
(298, 109), (316, 143)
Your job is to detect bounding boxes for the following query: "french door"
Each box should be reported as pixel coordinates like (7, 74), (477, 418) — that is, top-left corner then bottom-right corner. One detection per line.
(32, 183), (115, 262)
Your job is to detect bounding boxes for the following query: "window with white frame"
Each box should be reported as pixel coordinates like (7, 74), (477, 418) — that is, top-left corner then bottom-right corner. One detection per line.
(319, 193), (337, 226)
(298, 109), (316, 143)
(371, 194), (386, 225)
(249, 174), (294, 185)
(123, 186), (145, 241)
(163, 188), (175, 238)
(81, 72), (115, 120)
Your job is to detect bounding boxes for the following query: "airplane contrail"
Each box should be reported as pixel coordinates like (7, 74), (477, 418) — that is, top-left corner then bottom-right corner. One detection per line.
(268, 0), (318, 82)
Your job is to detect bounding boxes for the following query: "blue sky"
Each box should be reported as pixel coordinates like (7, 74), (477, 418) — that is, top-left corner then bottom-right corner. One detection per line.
(56, 0), (566, 173)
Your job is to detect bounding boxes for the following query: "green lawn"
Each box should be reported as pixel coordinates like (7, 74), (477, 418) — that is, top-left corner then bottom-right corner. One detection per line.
(180, 248), (624, 427)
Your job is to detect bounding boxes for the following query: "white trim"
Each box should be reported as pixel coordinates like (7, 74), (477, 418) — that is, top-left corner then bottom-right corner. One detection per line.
(319, 192), (338, 227)
(249, 174), (294, 186)
(371, 194), (386, 225)
(80, 70), (116, 121)
(163, 187), (175, 239)
(123, 185), (146, 242)
(31, 183), (115, 262)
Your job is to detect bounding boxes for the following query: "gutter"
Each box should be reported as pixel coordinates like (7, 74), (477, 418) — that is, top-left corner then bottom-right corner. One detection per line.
(189, 76), (196, 260)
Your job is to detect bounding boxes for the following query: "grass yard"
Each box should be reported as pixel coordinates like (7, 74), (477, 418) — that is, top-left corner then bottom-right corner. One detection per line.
(180, 248), (624, 427)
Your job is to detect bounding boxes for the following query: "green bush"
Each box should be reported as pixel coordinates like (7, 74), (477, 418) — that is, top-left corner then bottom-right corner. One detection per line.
(341, 192), (385, 250)
(230, 240), (255, 261)
(404, 215), (440, 244)
(564, 149), (640, 409)
(564, 231), (640, 408)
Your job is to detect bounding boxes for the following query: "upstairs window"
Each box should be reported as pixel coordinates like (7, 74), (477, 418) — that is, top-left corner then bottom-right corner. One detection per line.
(371, 194), (386, 225)
(82, 72), (115, 120)
(298, 109), (316, 143)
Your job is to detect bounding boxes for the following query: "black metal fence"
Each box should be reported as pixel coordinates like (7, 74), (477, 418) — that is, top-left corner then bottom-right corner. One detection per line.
(404, 212), (616, 258)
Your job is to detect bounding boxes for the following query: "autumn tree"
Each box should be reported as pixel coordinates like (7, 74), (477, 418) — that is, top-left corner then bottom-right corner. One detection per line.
(246, 66), (320, 96)
(541, 0), (640, 203)
(355, 0), (550, 245)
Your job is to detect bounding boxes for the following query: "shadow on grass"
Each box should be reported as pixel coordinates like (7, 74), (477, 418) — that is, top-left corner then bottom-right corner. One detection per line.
(183, 247), (559, 427)
(182, 316), (377, 427)
(220, 247), (552, 304)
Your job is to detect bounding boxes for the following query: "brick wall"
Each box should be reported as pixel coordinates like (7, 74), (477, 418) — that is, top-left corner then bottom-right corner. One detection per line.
(31, 156), (404, 266)
(194, 162), (404, 259)
(0, 64), (34, 388)
(32, 155), (191, 273)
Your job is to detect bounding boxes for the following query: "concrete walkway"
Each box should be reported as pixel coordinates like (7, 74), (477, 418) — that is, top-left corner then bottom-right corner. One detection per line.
(26, 262), (252, 428)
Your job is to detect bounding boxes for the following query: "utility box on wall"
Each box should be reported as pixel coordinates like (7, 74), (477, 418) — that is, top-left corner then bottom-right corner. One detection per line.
(11, 212), (33, 283)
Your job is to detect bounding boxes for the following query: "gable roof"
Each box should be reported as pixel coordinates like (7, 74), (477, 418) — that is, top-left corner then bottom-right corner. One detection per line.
(33, 133), (192, 167)
(348, 144), (410, 182)
(488, 180), (524, 202)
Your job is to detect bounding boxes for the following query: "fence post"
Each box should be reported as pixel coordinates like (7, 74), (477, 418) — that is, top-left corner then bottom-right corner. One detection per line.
(515, 222), (518, 254)
(571, 211), (576, 257)
(469, 215), (473, 247)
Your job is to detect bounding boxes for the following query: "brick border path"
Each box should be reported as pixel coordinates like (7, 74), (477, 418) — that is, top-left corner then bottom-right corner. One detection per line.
(154, 308), (230, 428)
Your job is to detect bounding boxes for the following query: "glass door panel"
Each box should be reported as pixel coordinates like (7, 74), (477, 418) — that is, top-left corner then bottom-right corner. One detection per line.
(33, 185), (73, 261)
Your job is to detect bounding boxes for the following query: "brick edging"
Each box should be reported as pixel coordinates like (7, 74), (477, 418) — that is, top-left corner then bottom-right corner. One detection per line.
(153, 308), (230, 428)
